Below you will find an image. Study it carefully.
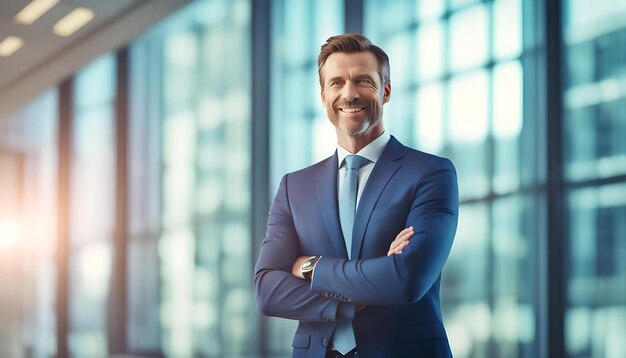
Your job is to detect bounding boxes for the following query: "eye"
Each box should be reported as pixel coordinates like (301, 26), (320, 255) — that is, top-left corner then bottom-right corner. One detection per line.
(358, 79), (372, 84)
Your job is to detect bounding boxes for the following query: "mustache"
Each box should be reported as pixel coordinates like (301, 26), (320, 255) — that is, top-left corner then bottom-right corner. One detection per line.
(334, 99), (369, 108)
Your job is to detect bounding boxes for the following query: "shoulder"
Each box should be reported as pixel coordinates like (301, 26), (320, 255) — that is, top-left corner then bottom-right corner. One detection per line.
(278, 155), (334, 198)
(391, 137), (455, 172)
(286, 154), (334, 178)
(278, 155), (336, 193)
(405, 147), (454, 170)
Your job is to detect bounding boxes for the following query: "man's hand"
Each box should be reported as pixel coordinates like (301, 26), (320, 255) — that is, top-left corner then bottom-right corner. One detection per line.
(291, 256), (309, 279)
(292, 226), (413, 279)
(289, 226), (412, 313)
(387, 226), (414, 256)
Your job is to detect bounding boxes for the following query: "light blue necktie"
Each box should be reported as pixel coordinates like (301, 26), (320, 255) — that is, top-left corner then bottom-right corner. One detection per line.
(333, 154), (369, 354)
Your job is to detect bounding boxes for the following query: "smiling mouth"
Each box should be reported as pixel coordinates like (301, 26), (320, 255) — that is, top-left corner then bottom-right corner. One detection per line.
(339, 107), (365, 113)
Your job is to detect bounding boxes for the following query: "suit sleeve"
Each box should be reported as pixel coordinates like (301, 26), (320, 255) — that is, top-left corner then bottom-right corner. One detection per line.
(254, 174), (357, 322)
(310, 158), (459, 305)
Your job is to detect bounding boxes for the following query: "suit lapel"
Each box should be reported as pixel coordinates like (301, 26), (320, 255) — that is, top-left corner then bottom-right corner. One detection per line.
(351, 136), (405, 259)
(317, 152), (349, 258)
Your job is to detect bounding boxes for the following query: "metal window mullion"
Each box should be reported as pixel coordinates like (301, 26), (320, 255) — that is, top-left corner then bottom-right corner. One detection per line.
(56, 77), (73, 358)
(252, 0), (271, 356)
(345, 0), (364, 34)
(109, 47), (130, 355)
(545, 0), (566, 357)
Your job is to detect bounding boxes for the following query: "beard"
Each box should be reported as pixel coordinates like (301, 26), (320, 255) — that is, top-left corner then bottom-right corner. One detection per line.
(326, 96), (384, 136)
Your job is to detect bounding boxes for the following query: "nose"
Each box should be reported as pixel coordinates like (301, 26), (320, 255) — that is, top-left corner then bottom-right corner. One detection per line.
(341, 81), (360, 101)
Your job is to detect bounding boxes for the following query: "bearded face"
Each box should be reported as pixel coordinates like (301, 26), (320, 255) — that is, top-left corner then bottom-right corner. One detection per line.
(325, 92), (384, 136)
(321, 52), (390, 138)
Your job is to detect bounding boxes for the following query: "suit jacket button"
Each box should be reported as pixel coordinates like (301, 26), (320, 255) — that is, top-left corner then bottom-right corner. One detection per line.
(321, 336), (329, 347)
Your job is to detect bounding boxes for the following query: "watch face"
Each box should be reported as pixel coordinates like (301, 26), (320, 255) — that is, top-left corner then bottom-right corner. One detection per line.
(302, 260), (313, 271)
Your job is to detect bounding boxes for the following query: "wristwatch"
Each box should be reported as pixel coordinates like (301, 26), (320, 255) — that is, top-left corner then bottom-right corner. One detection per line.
(301, 256), (321, 280)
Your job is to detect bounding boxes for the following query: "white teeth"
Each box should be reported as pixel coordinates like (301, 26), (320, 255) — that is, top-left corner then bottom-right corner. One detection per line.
(340, 108), (364, 113)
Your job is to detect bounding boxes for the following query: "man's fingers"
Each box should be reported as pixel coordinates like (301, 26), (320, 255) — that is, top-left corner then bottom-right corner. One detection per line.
(390, 226), (414, 250)
(396, 226), (413, 237)
(395, 240), (410, 252)
(389, 235), (411, 252)
(392, 229), (412, 245)
(387, 240), (410, 256)
(387, 226), (414, 255)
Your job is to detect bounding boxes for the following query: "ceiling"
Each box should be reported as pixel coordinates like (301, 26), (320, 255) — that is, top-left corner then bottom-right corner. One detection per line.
(0, 0), (190, 118)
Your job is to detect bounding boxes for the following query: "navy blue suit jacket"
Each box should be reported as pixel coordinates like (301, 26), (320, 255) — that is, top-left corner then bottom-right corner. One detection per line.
(254, 136), (459, 358)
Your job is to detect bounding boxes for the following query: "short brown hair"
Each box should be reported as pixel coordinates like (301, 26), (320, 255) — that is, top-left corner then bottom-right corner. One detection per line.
(317, 33), (390, 87)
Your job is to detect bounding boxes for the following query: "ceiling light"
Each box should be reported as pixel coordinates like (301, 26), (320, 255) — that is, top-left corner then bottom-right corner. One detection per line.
(14, 0), (60, 25)
(0, 36), (24, 57)
(53, 7), (94, 37)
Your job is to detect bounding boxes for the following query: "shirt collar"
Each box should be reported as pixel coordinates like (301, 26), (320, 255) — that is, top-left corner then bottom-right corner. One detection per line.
(337, 131), (391, 169)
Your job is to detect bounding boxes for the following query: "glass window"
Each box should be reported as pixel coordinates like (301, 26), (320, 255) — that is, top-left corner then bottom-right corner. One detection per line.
(448, 69), (490, 199)
(493, 60), (523, 194)
(567, 183), (626, 358)
(563, 1), (626, 182)
(385, 31), (415, 91)
(131, 1), (253, 356)
(449, 70), (489, 144)
(449, 0), (480, 11)
(0, 89), (58, 358)
(417, 0), (445, 21)
(563, 4), (626, 355)
(127, 31), (164, 353)
(493, 0), (522, 60)
(492, 195), (536, 357)
(366, 0), (416, 37)
(449, 4), (489, 73)
(442, 203), (490, 357)
(69, 53), (117, 358)
(415, 82), (445, 154)
(416, 20), (445, 81)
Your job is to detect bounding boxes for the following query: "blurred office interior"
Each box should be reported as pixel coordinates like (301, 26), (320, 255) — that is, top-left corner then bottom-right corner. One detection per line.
(0, 0), (625, 357)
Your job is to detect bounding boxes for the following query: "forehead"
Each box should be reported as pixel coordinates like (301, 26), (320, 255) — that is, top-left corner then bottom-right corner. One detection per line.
(322, 51), (379, 78)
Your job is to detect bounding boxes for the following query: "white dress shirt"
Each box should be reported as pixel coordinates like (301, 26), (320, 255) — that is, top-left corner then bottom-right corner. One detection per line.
(337, 132), (391, 208)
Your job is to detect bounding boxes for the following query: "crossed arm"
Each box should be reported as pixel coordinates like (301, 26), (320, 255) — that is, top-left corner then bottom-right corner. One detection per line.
(254, 159), (458, 321)
(290, 226), (415, 279)
(289, 227), (414, 313)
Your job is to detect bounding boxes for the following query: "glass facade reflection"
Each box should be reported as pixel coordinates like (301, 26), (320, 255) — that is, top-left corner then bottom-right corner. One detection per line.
(130, 0), (253, 357)
(69, 54), (117, 357)
(564, 1), (626, 357)
(564, 0), (626, 182)
(0, 0), (624, 357)
(0, 90), (58, 358)
(567, 184), (626, 357)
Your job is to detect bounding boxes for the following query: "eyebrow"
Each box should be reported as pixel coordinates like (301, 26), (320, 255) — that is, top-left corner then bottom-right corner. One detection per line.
(326, 74), (376, 83)
(354, 74), (376, 81)
(326, 76), (344, 84)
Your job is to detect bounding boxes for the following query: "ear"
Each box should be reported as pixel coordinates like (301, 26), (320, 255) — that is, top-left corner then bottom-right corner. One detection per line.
(320, 87), (326, 104)
(383, 80), (391, 104)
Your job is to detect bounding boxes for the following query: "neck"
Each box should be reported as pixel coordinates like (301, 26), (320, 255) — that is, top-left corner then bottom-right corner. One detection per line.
(336, 125), (384, 153)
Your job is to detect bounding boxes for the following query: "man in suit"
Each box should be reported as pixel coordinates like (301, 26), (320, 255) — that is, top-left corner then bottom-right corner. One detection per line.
(254, 33), (459, 358)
